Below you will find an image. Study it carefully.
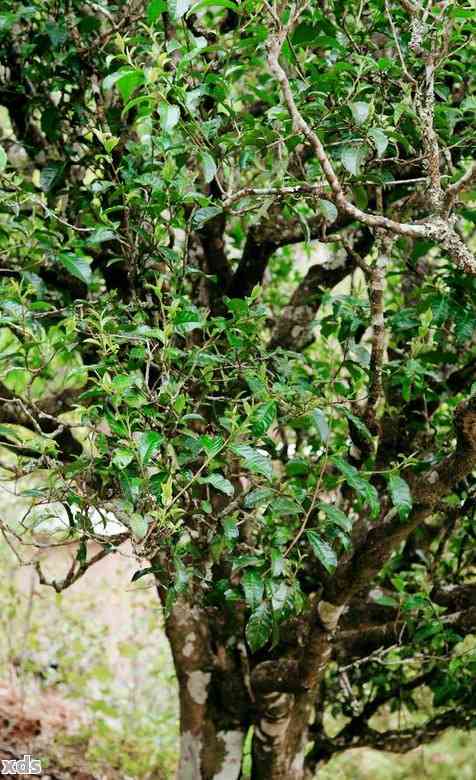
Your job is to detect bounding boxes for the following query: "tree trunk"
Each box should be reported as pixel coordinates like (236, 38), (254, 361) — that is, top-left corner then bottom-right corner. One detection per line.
(163, 596), (320, 780)
(164, 597), (250, 780)
(251, 692), (312, 780)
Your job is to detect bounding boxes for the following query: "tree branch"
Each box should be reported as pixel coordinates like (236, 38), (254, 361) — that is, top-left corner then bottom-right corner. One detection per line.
(0, 384), (82, 459)
(308, 709), (475, 768)
(326, 396), (476, 607)
(265, 7), (476, 274)
(309, 666), (437, 770)
(444, 162), (476, 211)
(415, 45), (443, 213)
(269, 230), (373, 350)
(365, 244), (389, 430)
(223, 183), (326, 208)
(35, 536), (128, 593)
(398, 0), (419, 13)
(227, 205), (353, 300)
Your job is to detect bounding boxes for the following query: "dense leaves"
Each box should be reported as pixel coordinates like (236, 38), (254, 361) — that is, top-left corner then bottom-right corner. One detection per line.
(0, 0), (475, 774)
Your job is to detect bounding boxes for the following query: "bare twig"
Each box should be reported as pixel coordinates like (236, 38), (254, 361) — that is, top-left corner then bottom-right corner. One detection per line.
(384, 0), (416, 84)
(444, 162), (476, 210)
(34, 537), (127, 592)
(223, 182), (326, 207)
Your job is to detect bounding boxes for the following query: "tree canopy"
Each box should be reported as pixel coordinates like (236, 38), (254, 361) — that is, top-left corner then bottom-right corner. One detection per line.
(0, 1), (475, 778)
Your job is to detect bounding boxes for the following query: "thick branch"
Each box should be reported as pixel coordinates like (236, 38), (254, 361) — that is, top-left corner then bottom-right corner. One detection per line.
(223, 183), (326, 208)
(0, 384), (82, 458)
(309, 667), (437, 771)
(228, 206), (353, 300)
(326, 396), (476, 607)
(398, 0), (419, 13)
(309, 709), (475, 768)
(366, 249), (388, 419)
(269, 230), (373, 350)
(340, 582), (476, 635)
(268, 257), (353, 351)
(227, 225), (278, 299)
(336, 605), (476, 661)
(416, 48), (443, 213)
(251, 659), (305, 694)
(198, 181), (232, 294)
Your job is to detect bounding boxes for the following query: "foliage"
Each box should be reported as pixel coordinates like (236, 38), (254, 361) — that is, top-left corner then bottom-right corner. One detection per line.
(0, 0), (475, 775)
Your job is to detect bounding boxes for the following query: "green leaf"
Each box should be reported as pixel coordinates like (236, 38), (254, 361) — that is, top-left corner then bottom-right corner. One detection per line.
(341, 146), (364, 176)
(285, 458), (309, 477)
(242, 569), (264, 610)
(0, 14), (15, 33)
(130, 513), (149, 541)
(268, 580), (290, 613)
(199, 151), (217, 184)
(319, 199), (338, 223)
(102, 70), (127, 91)
(159, 102), (180, 132)
(461, 97), (476, 111)
(202, 472), (234, 496)
(318, 502), (352, 533)
(270, 496), (301, 515)
(200, 435), (224, 459)
(350, 101), (370, 125)
(250, 401), (276, 437)
(192, 206), (223, 229)
(0, 146), (7, 172)
(388, 474), (412, 519)
(147, 0), (167, 22)
(86, 227), (116, 245)
(57, 254), (92, 286)
(246, 604), (272, 652)
(221, 515), (238, 540)
(232, 444), (273, 481)
(0, 425), (20, 442)
(233, 555), (263, 572)
(112, 448), (135, 469)
(117, 71), (144, 102)
(341, 408), (373, 442)
(368, 128), (389, 158)
(332, 457), (380, 517)
(40, 162), (65, 192)
(306, 530), (338, 573)
(174, 308), (203, 334)
(244, 372), (267, 399)
(139, 431), (163, 464)
(149, 472), (167, 498)
(103, 70), (144, 102)
(168, 0), (191, 21)
(373, 594), (399, 607)
(270, 549), (285, 577)
(413, 621), (442, 643)
(403, 594), (428, 611)
(312, 409), (330, 443)
(244, 487), (274, 508)
(191, 0), (238, 10)
(45, 21), (67, 47)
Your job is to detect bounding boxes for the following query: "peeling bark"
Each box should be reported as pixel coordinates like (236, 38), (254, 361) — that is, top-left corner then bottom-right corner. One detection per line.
(161, 596), (251, 780)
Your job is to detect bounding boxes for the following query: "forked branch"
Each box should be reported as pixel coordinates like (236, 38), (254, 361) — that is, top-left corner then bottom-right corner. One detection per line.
(265, 5), (476, 274)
